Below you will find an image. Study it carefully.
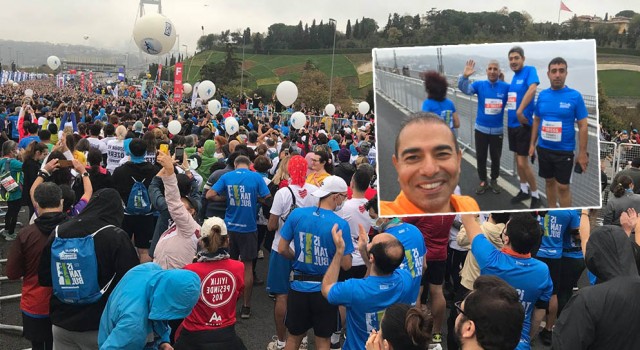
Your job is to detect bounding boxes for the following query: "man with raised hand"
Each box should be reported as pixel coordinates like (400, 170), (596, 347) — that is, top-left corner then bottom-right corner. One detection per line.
(458, 59), (510, 195)
(529, 57), (589, 208)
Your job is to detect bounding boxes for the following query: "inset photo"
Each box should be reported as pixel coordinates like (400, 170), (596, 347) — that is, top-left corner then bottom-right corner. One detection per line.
(374, 39), (599, 216)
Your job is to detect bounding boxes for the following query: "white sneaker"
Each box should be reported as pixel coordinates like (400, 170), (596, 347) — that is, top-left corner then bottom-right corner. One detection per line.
(258, 249), (264, 259)
(300, 336), (309, 350)
(428, 344), (443, 350)
(267, 336), (285, 350)
(2, 230), (16, 241)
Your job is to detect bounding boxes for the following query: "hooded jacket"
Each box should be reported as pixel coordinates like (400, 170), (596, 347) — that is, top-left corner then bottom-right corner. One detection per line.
(457, 220), (505, 291)
(38, 189), (140, 332)
(98, 263), (200, 350)
(196, 140), (217, 183)
(553, 226), (640, 349)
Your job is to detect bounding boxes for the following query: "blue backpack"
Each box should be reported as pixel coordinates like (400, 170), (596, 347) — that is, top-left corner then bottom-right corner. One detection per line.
(125, 177), (152, 215)
(51, 225), (116, 304)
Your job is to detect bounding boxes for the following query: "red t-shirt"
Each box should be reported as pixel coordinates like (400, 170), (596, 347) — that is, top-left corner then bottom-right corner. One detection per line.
(178, 259), (245, 335)
(403, 215), (455, 261)
(347, 187), (377, 200)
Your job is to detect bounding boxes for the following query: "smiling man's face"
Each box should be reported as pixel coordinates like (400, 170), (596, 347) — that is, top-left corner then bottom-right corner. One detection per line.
(393, 121), (461, 213)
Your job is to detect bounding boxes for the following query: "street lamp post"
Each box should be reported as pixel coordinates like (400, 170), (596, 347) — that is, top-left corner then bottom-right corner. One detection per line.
(329, 18), (337, 104)
(182, 44), (191, 80)
(240, 34), (245, 95)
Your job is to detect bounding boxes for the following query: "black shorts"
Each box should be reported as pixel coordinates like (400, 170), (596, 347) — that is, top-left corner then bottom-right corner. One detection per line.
(22, 313), (52, 343)
(537, 147), (574, 185)
(508, 125), (532, 156)
(122, 214), (156, 249)
(422, 260), (446, 286)
(229, 231), (258, 261)
(285, 289), (339, 338)
(537, 257), (561, 294)
(338, 265), (368, 281)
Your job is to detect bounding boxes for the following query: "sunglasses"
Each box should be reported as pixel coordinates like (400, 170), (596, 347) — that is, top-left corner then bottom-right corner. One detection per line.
(454, 301), (466, 317)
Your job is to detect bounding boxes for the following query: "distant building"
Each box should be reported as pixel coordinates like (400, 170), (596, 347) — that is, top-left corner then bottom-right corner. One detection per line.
(564, 15), (631, 34)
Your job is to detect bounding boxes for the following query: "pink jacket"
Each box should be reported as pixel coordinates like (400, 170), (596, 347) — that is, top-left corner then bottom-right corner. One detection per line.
(153, 173), (201, 270)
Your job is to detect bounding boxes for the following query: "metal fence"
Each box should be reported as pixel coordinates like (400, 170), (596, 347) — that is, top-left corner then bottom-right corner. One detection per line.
(375, 68), (601, 208)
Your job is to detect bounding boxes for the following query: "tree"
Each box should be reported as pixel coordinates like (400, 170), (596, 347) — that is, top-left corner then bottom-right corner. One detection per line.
(346, 19), (352, 39)
(200, 43), (241, 87)
(252, 33), (264, 53)
(616, 10), (638, 18)
(298, 69), (351, 111)
(243, 27), (252, 44)
(148, 63), (159, 80)
(598, 83), (622, 131)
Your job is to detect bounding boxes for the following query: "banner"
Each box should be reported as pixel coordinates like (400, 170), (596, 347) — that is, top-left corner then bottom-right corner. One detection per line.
(190, 82), (200, 108)
(89, 71), (94, 92)
(173, 62), (183, 102)
(118, 67), (125, 81)
(80, 72), (85, 91)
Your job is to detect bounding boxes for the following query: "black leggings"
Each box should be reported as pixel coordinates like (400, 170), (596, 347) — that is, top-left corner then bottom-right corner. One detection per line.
(29, 341), (53, 350)
(445, 247), (468, 294)
(5, 199), (21, 235)
(558, 256), (585, 315)
(475, 130), (503, 182)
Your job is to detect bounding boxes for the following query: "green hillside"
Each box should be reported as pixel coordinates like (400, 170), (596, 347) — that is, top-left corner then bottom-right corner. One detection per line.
(181, 50), (373, 99)
(598, 70), (640, 98)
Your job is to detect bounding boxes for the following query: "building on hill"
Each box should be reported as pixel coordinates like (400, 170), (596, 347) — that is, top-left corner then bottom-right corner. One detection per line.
(564, 15), (631, 34)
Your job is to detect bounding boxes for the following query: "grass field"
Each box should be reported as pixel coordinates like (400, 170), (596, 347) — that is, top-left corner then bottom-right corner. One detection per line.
(598, 70), (640, 97)
(181, 50), (372, 99)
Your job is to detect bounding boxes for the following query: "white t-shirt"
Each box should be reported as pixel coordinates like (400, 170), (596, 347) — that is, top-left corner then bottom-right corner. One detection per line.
(87, 137), (108, 154)
(270, 183), (319, 252)
(106, 139), (125, 174)
(337, 197), (371, 267)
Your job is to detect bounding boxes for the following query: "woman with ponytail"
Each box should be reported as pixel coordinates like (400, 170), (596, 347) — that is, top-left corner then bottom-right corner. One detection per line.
(174, 216), (246, 350)
(603, 175), (640, 225)
(366, 303), (433, 350)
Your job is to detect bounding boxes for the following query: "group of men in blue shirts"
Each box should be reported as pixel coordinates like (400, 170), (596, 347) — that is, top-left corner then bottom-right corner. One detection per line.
(458, 46), (589, 209)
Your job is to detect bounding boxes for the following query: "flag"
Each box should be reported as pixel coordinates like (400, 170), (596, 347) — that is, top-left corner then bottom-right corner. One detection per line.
(560, 1), (572, 12)
(190, 82), (200, 108)
(173, 62), (183, 102)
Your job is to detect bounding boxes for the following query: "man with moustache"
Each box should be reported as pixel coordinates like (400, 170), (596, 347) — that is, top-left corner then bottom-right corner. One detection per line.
(529, 57), (589, 208)
(380, 113), (479, 216)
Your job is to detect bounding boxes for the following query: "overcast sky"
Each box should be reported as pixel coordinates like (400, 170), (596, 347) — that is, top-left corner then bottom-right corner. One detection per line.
(0, 0), (637, 55)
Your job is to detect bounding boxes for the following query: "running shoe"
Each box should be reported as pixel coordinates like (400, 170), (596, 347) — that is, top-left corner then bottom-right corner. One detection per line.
(510, 190), (531, 204)
(490, 179), (502, 194)
(475, 181), (489, 195)
(240, 306), (251, 319)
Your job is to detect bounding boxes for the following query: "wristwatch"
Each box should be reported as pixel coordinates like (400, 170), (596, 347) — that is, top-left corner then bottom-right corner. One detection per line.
(81, 172), (90, 178)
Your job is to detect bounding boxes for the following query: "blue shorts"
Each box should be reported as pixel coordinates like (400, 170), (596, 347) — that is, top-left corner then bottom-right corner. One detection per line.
(267, 250), (292, 295)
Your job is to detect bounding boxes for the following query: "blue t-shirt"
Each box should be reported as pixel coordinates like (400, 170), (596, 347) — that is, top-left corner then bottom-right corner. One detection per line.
(507, 66), (539, 128)
(458, 77), (510, 131)
(7, 115), (19, 140)
(472, 234), (553, 350)
(534, 86), (588, 152)
(537, 210), (581, 259)
(560, 210), (583, 259)
(421, 98), (456, 130)
(280, 206), (353, 293)
(327, 269), (414, 350)
(385, 223), (426, 304)
(18, 135), (41, 150)
(211, 168), (270, 233)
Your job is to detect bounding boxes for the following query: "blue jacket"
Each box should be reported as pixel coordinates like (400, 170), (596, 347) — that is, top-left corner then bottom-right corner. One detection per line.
(98, 263), (200, 350)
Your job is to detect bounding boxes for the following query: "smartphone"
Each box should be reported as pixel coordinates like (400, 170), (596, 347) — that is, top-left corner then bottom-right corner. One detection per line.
(58, 160), (73, 168)
(175, 147), (184, 163)
(159, 144), (169, 155)
(574, 152), (589, 174)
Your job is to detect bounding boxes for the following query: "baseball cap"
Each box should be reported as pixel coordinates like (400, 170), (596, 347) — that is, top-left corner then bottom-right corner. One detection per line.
(312, 176), (348, 198)
(358, 125), (367, 131)
(201, 216), (228, 237)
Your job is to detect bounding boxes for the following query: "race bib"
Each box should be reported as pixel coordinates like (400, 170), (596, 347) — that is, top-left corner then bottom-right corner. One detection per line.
(506, 92), (517, 110)
(484, 98), (503, 115)
(541, 120), (562, 142)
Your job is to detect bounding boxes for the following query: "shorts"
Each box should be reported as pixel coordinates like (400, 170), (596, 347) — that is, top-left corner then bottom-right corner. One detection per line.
(338, 264), (368, 281)
(22, 312), (52, 343)
(508, 125), (532, 156)
(267, 250), (292, 295)
(537, 257), (561, 294)
(122, 214), (156, 249)
(285, 289), (339, 338)
(422, 260), (446, 286)
(229, 231), (258, 261)
(537, 147), (574, 185)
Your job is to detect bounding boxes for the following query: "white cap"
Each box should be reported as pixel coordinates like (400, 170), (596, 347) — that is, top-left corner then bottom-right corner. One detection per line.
(201, 217), (228, 237)
(358, 125), (367, 131)
(317, 129), (327, 136)
(312, 175), (348, 198)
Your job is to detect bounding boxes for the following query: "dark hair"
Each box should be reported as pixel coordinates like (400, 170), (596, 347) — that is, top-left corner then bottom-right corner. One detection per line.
(614, 175), (633, 198)
(65, 134), (76, 152)
(248, 131), (259, 143)
(38, 129), (51, 141)
(27, 122), (39, 135)
(508, 46), (525, 58)
(142, 131), (157, 153)
(76, 138), (90, 152)
(33, 182), (63, 209)
(369, 238), (404, 275)
(104, 123), (115, 136)
(87, 147), (102, 169)
(548, 57), (567, 70)
(365, 195), (378, 214)
(129, 138), (147, 157)
(24, 142), (48, 161)
(505, 212), (542, 254)
(490, 212), (510, 225)
(90, 123), (102, 137)
(381, 304), (433, 350)
(352, 167), (372, 193)
(395, 112), (459, 157)
(234, 155), (252, 167)
(465, 275), (524, 350)
(253, 155), (272, 173)
(47, 151), (72, 185)
(48, 123), (58, 135)
(176, 173), (192, 197)
(314, 150), (333, 174)
(423, 71), (448, 101)
(59, 184), (76, 213)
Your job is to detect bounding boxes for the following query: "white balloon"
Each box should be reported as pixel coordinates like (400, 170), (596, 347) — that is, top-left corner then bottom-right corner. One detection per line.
(208, 100), (221, 115)
(290, 111), (307, 129)
(133, 13), (177, 56)
(197, 80), (216, 100)
(12, 82), (18, 87)
(47, 56), (60, 70)
(8, 80), (13, 84)
(224, 117), (240, 135)
(276, 81), (298, 106)
(183, 83), (192, 94)
(325, 104), (336, 116)
(358, 101), (370, 115)
(167, 120), (182, 135)
(24, 89), (34, 97)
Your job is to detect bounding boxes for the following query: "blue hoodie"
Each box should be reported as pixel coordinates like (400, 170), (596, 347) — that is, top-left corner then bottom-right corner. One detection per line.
(98, 263), (200, 350)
